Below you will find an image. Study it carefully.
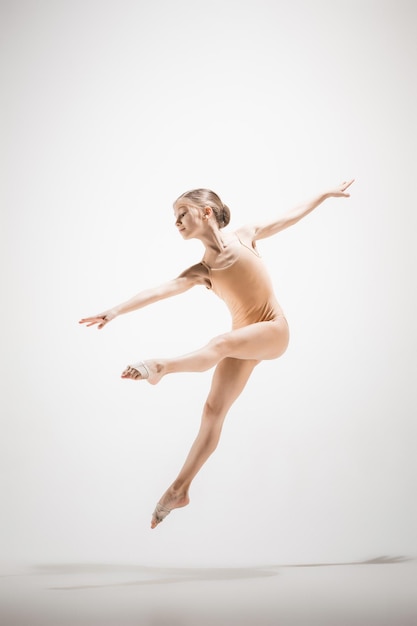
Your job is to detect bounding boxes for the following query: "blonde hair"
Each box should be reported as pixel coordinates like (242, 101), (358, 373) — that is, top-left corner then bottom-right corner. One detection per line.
(175, 189), (231, 229)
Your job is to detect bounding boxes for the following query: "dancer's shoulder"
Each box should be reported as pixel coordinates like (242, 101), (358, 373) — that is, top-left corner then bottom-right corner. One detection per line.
(234, 224), (258, 248)
(178, 262), (211, 288)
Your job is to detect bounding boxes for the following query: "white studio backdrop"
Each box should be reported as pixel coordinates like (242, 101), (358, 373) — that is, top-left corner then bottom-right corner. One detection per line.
(1, 0), (416, 567)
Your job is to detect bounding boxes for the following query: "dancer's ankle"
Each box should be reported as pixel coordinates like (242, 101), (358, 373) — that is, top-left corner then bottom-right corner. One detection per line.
(171, 478), (190, 494)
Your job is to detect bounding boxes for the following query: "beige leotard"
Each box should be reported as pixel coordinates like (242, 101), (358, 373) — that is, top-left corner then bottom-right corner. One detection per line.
(201, 236), (285, 330)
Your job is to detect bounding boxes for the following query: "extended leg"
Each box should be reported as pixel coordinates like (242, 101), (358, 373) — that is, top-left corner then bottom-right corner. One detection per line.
(151, 357), (258, 528)
(122, 318), (289, 383)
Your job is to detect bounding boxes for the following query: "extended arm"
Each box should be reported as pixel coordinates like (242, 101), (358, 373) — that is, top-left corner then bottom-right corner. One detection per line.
(252, 179), (354, 241)
(79, 264), (206, 329)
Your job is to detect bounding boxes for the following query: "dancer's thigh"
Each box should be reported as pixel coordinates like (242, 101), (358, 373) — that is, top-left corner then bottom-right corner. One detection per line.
(215, 318), (289, 361)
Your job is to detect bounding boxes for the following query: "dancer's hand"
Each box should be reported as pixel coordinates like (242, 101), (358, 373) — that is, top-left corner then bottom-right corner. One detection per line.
(79, 309), (117, 329)
(326, 179), (355, 198)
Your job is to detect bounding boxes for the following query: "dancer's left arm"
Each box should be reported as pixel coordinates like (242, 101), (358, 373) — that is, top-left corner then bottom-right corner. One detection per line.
(250, 179), (354, 241)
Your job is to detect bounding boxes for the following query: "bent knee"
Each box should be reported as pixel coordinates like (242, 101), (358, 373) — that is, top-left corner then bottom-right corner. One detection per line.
(203, 397), (228, 420)
(207, 334), (230, 357)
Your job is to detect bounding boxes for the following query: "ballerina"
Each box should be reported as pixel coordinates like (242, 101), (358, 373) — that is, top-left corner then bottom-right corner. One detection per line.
(80, 181), (354, 528)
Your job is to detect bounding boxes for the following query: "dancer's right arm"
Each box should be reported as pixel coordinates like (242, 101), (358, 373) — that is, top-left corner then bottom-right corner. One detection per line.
(79, 264), (207, 329)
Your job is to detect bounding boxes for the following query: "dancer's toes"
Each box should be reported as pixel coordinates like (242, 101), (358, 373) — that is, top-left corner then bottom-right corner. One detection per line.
(121, 367), (139, 379)
(150, 491), (190, 529)
(121, 360), (162, 384)
(121, 361), (149, 380)
(151, 503), (171, 529)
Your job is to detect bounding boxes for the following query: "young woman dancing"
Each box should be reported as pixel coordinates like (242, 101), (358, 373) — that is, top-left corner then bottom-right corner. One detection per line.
(80, 180), (354, 528)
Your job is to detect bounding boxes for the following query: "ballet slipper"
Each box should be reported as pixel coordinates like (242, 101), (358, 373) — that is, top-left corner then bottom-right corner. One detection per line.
(128, 361), (150, 379)
(152, 502), (171, 526)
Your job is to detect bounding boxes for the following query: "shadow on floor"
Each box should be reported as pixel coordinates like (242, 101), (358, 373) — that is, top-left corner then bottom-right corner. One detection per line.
(18, 556), (412, 590)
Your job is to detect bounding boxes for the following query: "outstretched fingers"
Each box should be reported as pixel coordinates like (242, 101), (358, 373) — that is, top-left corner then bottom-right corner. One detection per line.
(339, 179), (355, 195)
(79, 314), (111, 329)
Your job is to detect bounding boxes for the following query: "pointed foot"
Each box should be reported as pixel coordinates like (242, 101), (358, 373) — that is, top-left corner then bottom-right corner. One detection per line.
(150, 491), (190, 529)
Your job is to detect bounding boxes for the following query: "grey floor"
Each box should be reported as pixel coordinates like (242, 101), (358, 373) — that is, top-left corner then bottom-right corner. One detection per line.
(1, 558), (416, 626)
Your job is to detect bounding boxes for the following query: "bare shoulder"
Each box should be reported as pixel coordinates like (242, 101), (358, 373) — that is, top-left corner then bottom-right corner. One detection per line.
(178, 262), (211, 288)
(235, 224), (259, 248)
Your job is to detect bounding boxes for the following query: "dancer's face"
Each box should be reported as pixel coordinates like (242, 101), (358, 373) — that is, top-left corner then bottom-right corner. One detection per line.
(174, 202), (206, 239)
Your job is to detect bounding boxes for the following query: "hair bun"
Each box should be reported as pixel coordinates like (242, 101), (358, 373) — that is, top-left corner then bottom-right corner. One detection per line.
(221, 203), (231, 228)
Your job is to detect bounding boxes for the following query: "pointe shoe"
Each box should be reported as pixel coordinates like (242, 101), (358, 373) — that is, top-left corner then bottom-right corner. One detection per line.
(152, 502), (171, 526)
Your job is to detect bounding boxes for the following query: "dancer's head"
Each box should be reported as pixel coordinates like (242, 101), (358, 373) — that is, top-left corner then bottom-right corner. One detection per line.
(174, 189), (231, 229)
